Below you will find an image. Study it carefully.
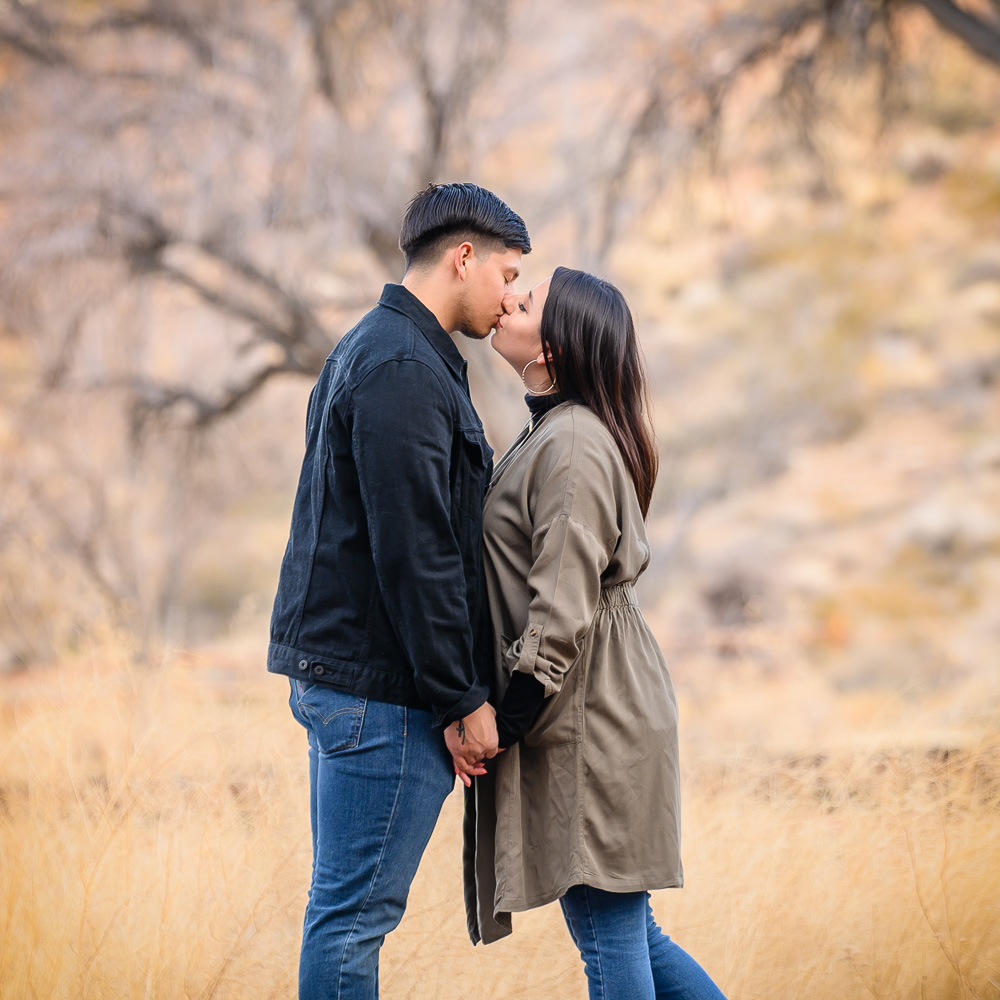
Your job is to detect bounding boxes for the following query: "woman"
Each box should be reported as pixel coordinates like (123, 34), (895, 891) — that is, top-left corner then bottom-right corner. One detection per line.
(455, 268), (727, 1000)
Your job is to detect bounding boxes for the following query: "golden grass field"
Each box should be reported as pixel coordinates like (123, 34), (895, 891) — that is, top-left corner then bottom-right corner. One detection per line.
(1, 638), (998, 1000)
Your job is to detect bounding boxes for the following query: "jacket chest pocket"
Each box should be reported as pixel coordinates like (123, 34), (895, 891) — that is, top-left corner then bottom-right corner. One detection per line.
(455, 427), (492, 515)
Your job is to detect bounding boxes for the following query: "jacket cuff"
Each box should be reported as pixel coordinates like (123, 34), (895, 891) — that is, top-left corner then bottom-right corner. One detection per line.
(435, 681), (490, 728)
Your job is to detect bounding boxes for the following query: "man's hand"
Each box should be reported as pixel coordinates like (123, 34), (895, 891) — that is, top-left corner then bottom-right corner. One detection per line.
(445, 701), (499, 787)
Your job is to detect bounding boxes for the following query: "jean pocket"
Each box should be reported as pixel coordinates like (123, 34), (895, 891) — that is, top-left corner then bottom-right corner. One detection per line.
(290, 679), (367, 754)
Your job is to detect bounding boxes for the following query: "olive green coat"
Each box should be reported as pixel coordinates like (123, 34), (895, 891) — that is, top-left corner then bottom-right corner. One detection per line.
(464, 401), (683, 945)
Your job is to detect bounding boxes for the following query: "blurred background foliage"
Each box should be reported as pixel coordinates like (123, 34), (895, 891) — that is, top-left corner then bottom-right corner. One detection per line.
(4, 8), (1000, 996)
(0, 0), (998, 705)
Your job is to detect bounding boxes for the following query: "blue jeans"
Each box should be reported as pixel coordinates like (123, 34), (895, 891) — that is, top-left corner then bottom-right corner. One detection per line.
(559, 885), (728, 1000)
(289, 679), (454, 1000)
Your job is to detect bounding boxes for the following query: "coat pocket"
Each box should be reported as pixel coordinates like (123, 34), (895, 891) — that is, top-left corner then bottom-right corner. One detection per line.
(500, 633), (584, 749)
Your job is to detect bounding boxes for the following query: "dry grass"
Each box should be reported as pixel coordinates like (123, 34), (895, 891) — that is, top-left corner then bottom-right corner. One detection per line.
(1, 646), (998, 1000)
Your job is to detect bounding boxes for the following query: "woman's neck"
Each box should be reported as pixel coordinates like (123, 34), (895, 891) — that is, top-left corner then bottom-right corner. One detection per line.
(525, 391), (565, 421)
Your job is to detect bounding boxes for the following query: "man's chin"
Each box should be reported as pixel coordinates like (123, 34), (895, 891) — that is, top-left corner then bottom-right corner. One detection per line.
(458, 325), (493, 341)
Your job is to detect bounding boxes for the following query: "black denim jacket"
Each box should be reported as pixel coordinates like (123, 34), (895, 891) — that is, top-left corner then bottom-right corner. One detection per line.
(267, 284), (494, 726)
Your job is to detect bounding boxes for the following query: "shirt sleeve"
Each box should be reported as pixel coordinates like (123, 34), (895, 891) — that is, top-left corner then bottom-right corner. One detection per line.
(511, 412), (623, 696)
(349, 358), (489, 725)
(494, 671), (547, 748)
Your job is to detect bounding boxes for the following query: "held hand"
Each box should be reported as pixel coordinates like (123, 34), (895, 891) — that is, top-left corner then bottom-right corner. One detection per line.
(444, 721), (486, 788)
(457, 700), (500, 762)
(448, 752), (487, 788)
(445, 702), (499, 786)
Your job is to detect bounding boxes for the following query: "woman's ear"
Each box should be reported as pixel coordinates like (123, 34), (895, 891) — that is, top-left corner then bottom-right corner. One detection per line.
(536, 350), (554, 366)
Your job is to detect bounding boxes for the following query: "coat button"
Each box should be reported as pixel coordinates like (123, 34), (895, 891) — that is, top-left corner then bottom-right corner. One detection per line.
(529, 629), (537, 636)
(298, 659), (309, 671)
(313, 665), (325, 676)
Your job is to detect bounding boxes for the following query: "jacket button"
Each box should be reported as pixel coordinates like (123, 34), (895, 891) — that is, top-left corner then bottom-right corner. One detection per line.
(529, 629), (537, 636)
(298, 659), (309, 671)
(313, 665), (326, 677)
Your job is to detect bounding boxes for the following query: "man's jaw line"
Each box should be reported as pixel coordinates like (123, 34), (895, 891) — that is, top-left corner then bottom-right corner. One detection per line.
(458, 326), (493, 341)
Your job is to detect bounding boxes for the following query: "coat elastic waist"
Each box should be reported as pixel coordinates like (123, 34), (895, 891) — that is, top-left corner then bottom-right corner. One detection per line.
(597, 582), (638, 609)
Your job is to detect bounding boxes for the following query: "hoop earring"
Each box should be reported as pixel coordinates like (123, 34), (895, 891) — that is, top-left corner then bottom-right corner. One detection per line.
(521, 359), (558, 396)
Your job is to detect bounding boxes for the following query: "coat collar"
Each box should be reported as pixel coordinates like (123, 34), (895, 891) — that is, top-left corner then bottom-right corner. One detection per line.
(377, 283), (467, 381)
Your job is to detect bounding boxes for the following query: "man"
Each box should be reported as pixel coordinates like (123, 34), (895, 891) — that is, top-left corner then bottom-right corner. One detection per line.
(268, 182), (531, 999)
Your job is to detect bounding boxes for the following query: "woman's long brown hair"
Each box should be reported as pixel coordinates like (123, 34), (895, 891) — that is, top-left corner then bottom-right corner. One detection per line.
(540, 267), (659, 518)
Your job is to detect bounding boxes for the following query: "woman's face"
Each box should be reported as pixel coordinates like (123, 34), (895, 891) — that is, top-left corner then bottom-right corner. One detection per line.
(490, 276), (551, 373)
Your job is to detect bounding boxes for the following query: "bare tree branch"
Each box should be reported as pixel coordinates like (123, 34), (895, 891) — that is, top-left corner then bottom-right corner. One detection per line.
(3, 0), (216, 67)
(909, 0), (1000, 64)
(22, 470), (133, 615)
(42, 313), (84, 390)
(593, 1), (833, 261)
(116, 361), (304, 430)
(100, 197), (333, 353)
(0, 26), (72, 67)
(296, 0), (358, 108)
(76, 9), (215, 67)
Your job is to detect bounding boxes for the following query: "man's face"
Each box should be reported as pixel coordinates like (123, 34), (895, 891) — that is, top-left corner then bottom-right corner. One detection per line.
(490, 276), (551, 372)
(455, 246), (523, 340)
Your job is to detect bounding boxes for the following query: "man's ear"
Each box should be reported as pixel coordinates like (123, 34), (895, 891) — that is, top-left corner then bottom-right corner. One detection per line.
(453, 241), (474, 280)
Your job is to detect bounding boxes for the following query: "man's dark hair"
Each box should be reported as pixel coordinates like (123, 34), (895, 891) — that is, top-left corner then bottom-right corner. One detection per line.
(398, 182), (531, 271)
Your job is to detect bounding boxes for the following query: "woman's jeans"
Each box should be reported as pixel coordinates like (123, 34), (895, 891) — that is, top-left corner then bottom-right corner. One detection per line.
(560, 885), (728, 1000)
(289, 679), (454, 1000)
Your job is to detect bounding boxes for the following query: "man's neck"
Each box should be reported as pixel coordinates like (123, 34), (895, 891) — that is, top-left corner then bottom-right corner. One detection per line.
(400, 271), (456, 335)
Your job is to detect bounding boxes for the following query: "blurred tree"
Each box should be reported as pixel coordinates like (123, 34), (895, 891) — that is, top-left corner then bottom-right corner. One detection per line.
(0, 0), (513, 425)
(0, 0), (997, 660)
(0, 0), (996, 424)
(587, 0), (1000, 258)
(0, 0), (516, 658)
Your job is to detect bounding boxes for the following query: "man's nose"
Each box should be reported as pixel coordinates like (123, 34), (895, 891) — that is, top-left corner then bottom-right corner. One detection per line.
(500, 290), (517, 313)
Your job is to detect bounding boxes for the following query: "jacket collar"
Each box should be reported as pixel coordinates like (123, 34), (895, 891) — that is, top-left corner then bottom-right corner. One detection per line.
(378, 283), (467, 380)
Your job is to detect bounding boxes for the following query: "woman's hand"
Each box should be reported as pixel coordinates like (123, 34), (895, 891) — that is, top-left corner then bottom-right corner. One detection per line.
(445, 702), (499, 787)
(449, 752), (488, 788)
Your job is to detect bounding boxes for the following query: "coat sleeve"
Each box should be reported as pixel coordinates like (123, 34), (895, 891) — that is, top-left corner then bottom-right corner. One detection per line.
(510, 412), (623, 696)
(349, 358), (489, 725)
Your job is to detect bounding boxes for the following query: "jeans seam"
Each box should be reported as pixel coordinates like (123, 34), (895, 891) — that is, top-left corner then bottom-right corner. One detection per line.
(336, 706), (408, 1000)
(307, 705), (360, 727)
(581, 886), (606, 1000)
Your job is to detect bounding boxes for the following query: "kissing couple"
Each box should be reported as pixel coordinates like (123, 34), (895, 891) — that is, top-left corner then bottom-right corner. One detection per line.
(268, 182), (728, 1000)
